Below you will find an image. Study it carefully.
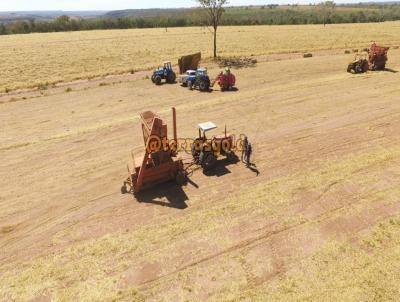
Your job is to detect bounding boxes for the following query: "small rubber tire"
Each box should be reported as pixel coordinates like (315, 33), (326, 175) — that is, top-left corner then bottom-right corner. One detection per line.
(154, 76), (162, 85)
(199, 80), (209, 92)
(202, 153), (217, 171)
(121, 185), (128, 194)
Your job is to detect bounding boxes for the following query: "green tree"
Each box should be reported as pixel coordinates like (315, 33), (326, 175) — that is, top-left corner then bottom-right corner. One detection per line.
(196, 0), (229, 58)
(319, 1), (336, 26)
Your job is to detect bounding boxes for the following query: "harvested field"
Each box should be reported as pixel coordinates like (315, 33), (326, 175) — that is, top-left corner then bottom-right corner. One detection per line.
(1, 22), (400, 92)
(1, 37), (400, 300)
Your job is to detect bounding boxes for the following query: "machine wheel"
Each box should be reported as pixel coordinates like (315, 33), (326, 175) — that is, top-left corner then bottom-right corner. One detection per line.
(121, 185), (128, 194)
(199, 80), (209, 92)
(187, 80), (193, 90)
(151, 75), (156, 83)
(226, 151), (236, 162)
(347, 64), (353, 73)
(154, 76), (162, 85)
(355, 64), (363, 74)
(167, 72), (176, 84)
(175, 170), (187, 185)
(201, 153), (217, 171)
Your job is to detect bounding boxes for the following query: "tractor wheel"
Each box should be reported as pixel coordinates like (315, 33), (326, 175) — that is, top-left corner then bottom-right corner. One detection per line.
(191, 141), (200, 157)
(226, 151), (236, 162)
(347, 64), (353, 73)
(175, 170), (187, 185)
(121, 184), (128, 194)
(199, 80), (209, 92)
(151, 75), (156, 83)
(154, 76), (162, 85)
(187, 80), (193, 90)
(167, 72), (176, 84)
(355, 65), (363, 74)
(201, 153), (217, 171)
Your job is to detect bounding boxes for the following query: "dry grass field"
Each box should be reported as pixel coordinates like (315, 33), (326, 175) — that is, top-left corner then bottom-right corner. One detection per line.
(1, 23), (400, 301)
(1, 22), (400, 92)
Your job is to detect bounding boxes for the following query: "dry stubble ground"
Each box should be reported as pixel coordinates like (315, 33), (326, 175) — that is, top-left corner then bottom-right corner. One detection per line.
(0, 31), (400, 301)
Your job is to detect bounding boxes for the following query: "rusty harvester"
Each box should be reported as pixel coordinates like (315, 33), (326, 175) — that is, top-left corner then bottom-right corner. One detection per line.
(121, 108), (186, 194)
(347, 43), (389, 74)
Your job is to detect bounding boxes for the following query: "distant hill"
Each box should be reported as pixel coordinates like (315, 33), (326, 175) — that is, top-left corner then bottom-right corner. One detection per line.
(0, 11), (106, 23)
(103, 8), (189, 19)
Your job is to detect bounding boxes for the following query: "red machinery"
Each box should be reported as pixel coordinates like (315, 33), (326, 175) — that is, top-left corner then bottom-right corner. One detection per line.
(347, 43), (389, 74)
(212, 70), (236, 91)
(369, 43), (389, 71)
(121, 108), (186, 194)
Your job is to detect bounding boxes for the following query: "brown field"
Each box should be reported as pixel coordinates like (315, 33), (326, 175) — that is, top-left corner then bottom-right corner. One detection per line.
(1, 22), (400, 92)
(1, 30), (400, 301)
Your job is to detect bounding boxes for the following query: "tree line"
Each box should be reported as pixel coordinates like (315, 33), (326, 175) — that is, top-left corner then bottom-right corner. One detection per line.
(1, 5), (400, 35)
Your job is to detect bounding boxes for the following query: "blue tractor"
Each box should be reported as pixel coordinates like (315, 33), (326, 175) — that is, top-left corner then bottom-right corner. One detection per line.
(151, 61), (176, 85)
(179, 68), (211, 92)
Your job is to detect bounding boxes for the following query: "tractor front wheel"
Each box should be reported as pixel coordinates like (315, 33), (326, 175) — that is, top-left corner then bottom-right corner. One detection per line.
(187, 80), (193, 90)
(154, 76), (162, 85)
(199, 80), (209, 92)
(355, 64), (363, 74)
(201, 153), (217, 171)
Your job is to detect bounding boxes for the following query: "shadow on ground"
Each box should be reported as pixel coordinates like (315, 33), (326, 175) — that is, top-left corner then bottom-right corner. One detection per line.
(134, 182), (189, 209)
(204, 155), (240, 177)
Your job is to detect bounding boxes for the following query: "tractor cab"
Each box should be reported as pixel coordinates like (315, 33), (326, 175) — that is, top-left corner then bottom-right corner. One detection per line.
(163, 61), (173, 71)
(196, 68), (208, 77)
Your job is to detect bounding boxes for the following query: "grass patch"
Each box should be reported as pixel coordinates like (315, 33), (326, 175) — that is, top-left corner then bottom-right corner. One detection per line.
(1, 145), (399, 300)
(1, 22), (400, 91)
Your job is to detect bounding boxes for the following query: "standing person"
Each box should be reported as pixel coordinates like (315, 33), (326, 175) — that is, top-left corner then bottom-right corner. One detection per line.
(241, 136), (248, 162)
(245, 143), (252, 167)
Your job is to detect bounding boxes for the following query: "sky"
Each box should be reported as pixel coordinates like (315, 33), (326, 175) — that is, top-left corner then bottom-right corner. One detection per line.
(0, 0), (390, 12)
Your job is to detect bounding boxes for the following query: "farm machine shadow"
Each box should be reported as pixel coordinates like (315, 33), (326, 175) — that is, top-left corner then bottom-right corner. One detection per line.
(134, 182), (189, 209)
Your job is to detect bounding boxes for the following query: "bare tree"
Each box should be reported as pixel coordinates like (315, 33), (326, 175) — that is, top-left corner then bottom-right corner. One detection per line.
(319, 1), (336, 26)
(197, 0), (228, 58)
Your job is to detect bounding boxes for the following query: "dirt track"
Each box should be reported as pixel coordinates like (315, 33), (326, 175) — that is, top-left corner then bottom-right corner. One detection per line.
(1, 50), (400, 300)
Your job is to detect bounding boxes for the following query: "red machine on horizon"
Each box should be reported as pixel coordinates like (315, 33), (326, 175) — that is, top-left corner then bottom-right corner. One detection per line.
(347, 43), (389, 74)
(369, 43), (390, 71)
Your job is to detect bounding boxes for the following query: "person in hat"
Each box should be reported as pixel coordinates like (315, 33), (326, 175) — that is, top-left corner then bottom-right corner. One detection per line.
(241, 136), (248, 162)
(245, 142), (252, 167)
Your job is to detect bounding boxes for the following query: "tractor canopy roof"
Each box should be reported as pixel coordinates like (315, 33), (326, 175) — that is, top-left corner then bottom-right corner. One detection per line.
(198, 121), (217, 132)
(197, 68), (207, 74)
